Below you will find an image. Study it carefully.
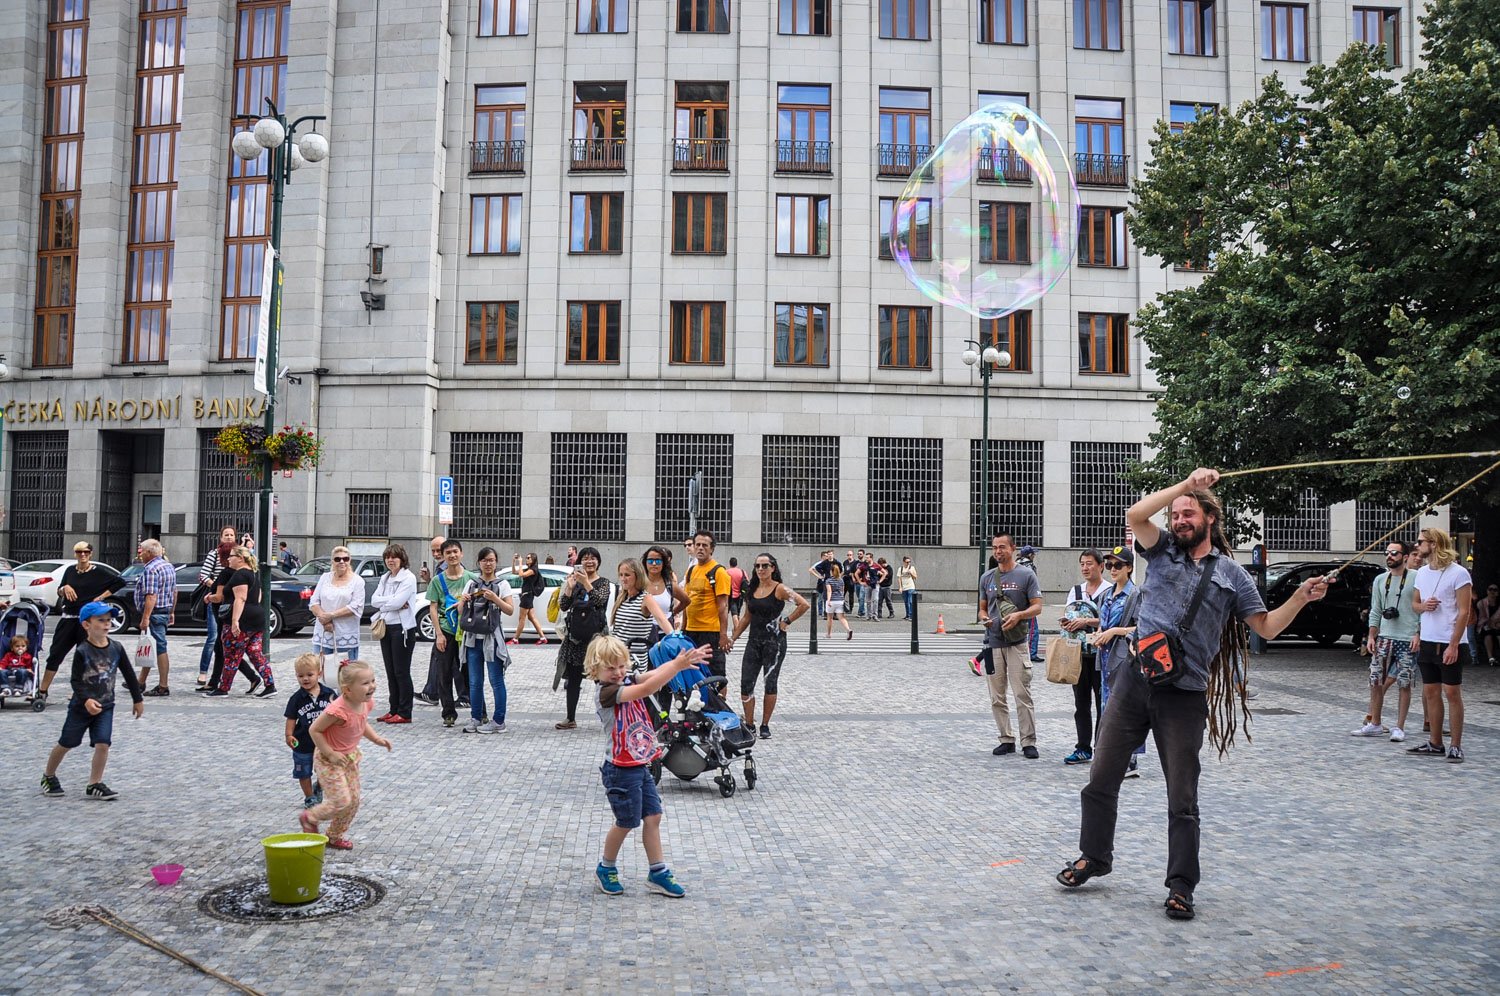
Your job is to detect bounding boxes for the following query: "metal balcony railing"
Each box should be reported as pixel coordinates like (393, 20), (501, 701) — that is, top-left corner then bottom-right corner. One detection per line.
(776, 140), (833, 174)
(469, 140), (526, 174)
(672, 137), (730, 172)
(876, 143), (933, 177)
(976, 146), (1032, 183)
(1074, 153), (1130, 187)
(570, 137), (627, 171)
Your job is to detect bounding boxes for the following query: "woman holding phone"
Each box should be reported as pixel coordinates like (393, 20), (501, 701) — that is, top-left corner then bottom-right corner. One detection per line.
(510, 551), (549, 645)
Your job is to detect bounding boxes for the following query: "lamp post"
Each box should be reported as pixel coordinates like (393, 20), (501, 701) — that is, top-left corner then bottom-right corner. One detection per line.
(961, 340), (1011, 590)
(232, 100), (329, 653)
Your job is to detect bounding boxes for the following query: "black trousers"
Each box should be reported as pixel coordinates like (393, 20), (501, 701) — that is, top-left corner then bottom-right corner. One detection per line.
(685, 630), (727, 678)
(422, 637), (467, 704)
(379, 625), (417, 719)
(1072, 652), (1103, 751)
(45, 617), (85, 674)
(432, 634), (464, 722)
(1079, 664), (1209, 895)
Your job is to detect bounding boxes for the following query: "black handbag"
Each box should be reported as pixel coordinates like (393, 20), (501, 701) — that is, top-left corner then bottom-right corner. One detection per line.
(1135, 554), (1216, 687)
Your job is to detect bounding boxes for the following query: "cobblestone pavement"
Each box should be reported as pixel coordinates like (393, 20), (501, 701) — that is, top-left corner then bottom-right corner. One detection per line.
(2, 629), (1497, 994)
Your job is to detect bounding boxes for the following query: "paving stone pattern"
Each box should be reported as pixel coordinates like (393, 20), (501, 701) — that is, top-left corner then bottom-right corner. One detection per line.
(2, 631), (1497, 993)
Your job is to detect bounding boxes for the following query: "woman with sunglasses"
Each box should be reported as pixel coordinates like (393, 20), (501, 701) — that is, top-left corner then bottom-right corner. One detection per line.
(209, 546), (276, 696)
(310, 546), (366, 679)
(1087, 547), (1143, 777)
(35, 542), (120, 703)
(641, 545), (687, 633)
(730, 554), (809, 739)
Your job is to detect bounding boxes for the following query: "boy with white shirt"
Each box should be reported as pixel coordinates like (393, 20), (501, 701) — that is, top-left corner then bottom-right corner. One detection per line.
(1408, 528), (1472, 762)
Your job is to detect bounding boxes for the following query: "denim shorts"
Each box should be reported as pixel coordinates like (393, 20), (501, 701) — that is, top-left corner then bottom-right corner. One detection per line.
(58, 700), (114, 749)
(600, 761), (661, 829)
(147, 611), (171, 655)
(311, 640), (359, 661)
(292, 750), (314, 780)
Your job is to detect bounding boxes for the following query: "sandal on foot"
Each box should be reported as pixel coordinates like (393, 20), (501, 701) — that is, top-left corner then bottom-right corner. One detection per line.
(1056, 857), (1110, 888)
(1165, 891), (1195, 920)
(326, 837), (354, 851)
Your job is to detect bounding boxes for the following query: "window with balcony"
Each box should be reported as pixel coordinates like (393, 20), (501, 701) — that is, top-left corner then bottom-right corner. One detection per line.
(469, 194), (522, 255)
(1075, 97), (1128, 186)
(879, 196), (930, 260)
(777, 84), (831, 173)
(678, 0), (729, 32)
(670, 301), (726, 364)
(878, 306), (931, 369)
(976, 92), (1032, 182)
(1078, 206), (1126, 267)
(779, 0), (830, 34)
(979, 202), (1029, 263)
(1261, 3), (1308, 61)
(567, 301), (621, 363)
(570, 192), (624, 253)
(572, 82), (626, 170)
(673, 192), (727, 253)
(1168, 100), (1216, 133)
(776, 194), (830, 256)
(979, 0), (1025, 45)
(1353, 7), (1399, 67)
(466, 301), (519, 364)
(877, 88), (931, 177)
(577, 0), (627, 32)
(478, 0), (528, 36)
(1074, 0), (1121, 50)
(1168, 0), (1215, 56)
(473, 84), (525, 173)
(879, 0), (928, 39)
(1079, 312), (1129, 374)
(981, 311), (1032, 372)
(673, 82), (729, 172)
(775, 303), (829, 366)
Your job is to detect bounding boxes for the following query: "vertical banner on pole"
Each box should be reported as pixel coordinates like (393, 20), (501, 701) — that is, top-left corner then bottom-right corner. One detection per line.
(253, 243), (276, 396)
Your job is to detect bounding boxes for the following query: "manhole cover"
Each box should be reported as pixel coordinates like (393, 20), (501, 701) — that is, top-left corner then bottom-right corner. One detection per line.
(198, 873), (385, 924)
(1251, 707), (1302, 716)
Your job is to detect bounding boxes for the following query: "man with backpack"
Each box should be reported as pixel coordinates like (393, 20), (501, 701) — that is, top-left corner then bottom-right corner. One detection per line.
(683, 530), (733, 678)
(425, 539), (475, 729)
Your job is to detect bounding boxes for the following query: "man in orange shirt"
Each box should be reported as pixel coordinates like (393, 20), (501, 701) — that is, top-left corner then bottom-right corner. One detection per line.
(683, 531), (733, 678)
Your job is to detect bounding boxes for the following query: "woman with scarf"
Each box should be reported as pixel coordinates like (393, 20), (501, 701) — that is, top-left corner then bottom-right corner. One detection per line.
(457, 547), (515, 734)
(552, 546), (613, 729)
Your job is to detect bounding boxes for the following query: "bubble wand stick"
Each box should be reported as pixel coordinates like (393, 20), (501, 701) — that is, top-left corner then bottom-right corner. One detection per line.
(1216, 449), (1500, 480)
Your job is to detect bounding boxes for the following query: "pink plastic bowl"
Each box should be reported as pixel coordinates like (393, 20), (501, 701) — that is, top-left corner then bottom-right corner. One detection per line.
(151, 864), (184, 886)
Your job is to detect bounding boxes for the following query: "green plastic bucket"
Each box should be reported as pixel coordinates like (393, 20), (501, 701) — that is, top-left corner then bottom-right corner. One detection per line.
(261, 833), (328, 905)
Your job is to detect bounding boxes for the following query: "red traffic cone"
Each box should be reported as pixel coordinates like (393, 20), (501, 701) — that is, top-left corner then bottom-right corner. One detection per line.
(934, 614), (947, 634)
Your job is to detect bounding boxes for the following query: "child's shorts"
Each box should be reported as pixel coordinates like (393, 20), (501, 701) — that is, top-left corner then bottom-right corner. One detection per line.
(600, 761), (662, 829)
(292, 751), (314, 780)
(58, 700), (113, 748)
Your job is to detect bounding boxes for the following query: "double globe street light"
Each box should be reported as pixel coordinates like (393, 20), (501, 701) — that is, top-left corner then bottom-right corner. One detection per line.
(962, 341), (1012, 586)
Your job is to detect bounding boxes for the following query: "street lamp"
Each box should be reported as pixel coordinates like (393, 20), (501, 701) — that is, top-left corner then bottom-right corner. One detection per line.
(962, 340), (1012, 588)
(232, 99), (328, 653)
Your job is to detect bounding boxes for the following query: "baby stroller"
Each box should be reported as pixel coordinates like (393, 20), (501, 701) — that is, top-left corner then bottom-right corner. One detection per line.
(0, 602), (47, 712)
(646, 633), (758, 797)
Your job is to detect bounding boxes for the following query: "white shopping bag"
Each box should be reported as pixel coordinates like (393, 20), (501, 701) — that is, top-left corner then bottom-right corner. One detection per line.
(135, 632), (156, 667)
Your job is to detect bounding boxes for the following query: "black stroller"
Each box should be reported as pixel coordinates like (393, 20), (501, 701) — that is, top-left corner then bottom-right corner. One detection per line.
(645, 633), (758, 797)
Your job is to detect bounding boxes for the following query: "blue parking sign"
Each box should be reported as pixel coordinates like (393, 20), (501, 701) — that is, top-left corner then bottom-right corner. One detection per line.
(438, 476), (454, 504)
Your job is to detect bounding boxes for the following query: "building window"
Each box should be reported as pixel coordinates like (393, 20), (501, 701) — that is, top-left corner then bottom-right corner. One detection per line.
(1353, 7), (1399, 67)
(879, 196), (930, 260)
(1355, 502), (1418, 547)
(551, 432), (627, 541)
(1074, 97), (1128, 186)
(981, 311), (1032, 372)
(8, 431), (70, 563)
(347, 492), (391, 539)
(977, 92), (1032, 182)
(970, 439), (1044, 546)
(779, 0), (830, 35)
(577, 0), (627, 32)
(1265, 488), (1330, 551)
(1078, 312), (1129, 374)
(761, 435), (839, 544)
(566, 301), (621, 364)
(670, 301), (726, 365)
(450, 432), (524, 540)
(465, 301), (520, 364)
(979, 0), (1025, 45)
(123, 0), (184, 366)
(571, 82), (627, 170)
(879, 0), (928, 39)
(1078, 206), (1127, 267)
(1168, 100), (1216, 133)
(868, 438), (943, 546)
(877, 88), (931, 176)
(1261, 3), (1308, 62)
(472, 84), (526, 173)
(1168, 0), (1215, 56)
(655, 434), (734, 541)
(478, 0), (528, 36)
(979, 202), (1029, 263)
(197, 429), (257, 560)
(678, 0), (729, 32)
(673, 82), (729, 172)
(1074, 0), (1122, 50)
(775, 195), (830, 256)
(469, 194), (522, 255)
(776, 84), (832, 173)
(774, 303), (829, 367)
(878, 306), (931, 370)
(1070, 442), (1141, 549)
(672, 192), (727, 254)
(35, 0), (90, 369)
(570, 192), (624, 253)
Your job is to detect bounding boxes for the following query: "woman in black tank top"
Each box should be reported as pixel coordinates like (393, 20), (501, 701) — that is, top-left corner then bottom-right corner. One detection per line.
(729, 554), (809, 740)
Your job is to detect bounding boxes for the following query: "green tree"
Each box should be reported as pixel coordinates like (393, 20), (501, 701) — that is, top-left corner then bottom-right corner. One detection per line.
(1129, 0), (1500, 576)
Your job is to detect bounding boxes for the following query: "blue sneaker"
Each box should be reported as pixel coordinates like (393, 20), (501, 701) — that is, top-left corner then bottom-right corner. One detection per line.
(646, 867), (686, 898)
(595, 863), (624, 896)
(1063, 748), (1093, 765)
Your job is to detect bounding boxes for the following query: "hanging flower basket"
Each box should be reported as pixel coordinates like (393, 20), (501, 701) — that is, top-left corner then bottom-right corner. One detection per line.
(214, 421), (325, 473)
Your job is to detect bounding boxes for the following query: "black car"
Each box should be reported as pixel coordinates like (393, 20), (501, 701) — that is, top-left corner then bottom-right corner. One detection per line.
(1262, 560), (1383, 645)
(109, 563), (316, 639)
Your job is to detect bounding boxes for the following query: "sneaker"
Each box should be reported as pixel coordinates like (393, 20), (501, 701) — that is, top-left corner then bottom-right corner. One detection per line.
(1063, 748), (1093, 765)
(759, 724), (771, 739)
(457, 699), (471, 709)
(992, 743), (1016, 756)
(646, 867), (686, 898)
(303, 795), (317, 808)
(443, 716), (456, 728)
(85, 782), (119, 801)
(205, 689), (229, 697)
(1389, 727), (1406, 743)
(243, 681), (261, 696)
(506, 638), (520, 645)
(416, 693), (438, 706)
(1124, 757), (1141, 778)
(477, 721), (503, 734)
(969, 657), (983, 676)
(595, 863), (624, 896)
(1407, 741), (1446, 756)
(1447, 746), (1465, 763)
(143, 686), (170, 697)
(256, 684), (278, 698)
(1350, 722), (1387, 737)
(40, 773), (63, 797)
(1022, 746), (1040, 760)
(538, 638), (548, 645)
(462, 719), (482, 733)
(312, 788), (324, 806)
(1030, 657), (1045, 664)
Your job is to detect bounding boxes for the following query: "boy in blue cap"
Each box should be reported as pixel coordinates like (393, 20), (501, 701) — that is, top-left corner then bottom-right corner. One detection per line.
(39, 602), (144, 800)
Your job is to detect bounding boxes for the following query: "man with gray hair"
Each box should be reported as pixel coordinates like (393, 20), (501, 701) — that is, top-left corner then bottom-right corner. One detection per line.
(134, 539), (177, 696)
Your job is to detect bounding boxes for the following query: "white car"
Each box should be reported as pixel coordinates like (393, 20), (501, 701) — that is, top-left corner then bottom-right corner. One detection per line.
(411, 565), (571, 642)
(11, 560), (124, 608)
(0, 567), (14, 606)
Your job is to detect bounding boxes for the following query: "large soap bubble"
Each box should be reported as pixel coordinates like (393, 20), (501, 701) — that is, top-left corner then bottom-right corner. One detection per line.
(890, 102), (1078, 320)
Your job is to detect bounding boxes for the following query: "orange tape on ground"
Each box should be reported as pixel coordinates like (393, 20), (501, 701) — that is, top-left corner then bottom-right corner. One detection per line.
(1265, 962), (1342, 978)
(989, 859), (1023, 867)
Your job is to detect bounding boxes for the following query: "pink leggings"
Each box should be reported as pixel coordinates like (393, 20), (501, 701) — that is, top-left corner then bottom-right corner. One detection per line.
(219, 628), (272, 691)
(308, 750), (362, 840)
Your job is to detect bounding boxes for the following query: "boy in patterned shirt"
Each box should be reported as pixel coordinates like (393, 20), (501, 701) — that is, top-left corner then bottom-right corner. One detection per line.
(40, 602), (144, 800)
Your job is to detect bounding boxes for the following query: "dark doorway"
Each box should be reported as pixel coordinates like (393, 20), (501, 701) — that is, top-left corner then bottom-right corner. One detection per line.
(99, 431), (163, 569)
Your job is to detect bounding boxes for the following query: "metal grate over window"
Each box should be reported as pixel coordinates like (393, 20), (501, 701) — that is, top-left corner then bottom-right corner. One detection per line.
(868, 438), (942, 546)
(1264, 488), (1330, 551)
(1070, 442), (1141, 549)
(450, 432), (523, 541)
(551, 433), (627, 542)
(1355, 502), (1420, 549)
(761, 435), (839, 545)
(655, 434), (734, 542)
(348, 492), (391, 540)
(197, 429), (257, 557)
(969, 440), (1044, 547)
(8, 431), (69, 564)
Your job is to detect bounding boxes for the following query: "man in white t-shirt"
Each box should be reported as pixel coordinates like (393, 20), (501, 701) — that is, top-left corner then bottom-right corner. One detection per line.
(1408, 527), (1472, 763)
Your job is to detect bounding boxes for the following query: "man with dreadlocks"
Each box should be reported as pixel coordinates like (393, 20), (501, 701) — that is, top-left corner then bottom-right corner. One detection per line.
(1055, 468), (1329, 921)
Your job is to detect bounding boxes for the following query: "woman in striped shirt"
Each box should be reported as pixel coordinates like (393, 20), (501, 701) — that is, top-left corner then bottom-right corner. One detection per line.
(611, 558), (676, 672)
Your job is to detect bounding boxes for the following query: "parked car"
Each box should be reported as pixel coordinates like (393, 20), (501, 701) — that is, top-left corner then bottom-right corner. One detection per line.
(1263, 560), (1383, 646)
(411, 564), (571, 642)
(13, 560), (124, 608)
(0, 566), (15, 605)
(107, 563), (315, 639)
(293, 556), (388, 621)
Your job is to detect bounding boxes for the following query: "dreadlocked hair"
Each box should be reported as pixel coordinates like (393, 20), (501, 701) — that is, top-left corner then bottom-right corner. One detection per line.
(1181, 489), (1253, 756)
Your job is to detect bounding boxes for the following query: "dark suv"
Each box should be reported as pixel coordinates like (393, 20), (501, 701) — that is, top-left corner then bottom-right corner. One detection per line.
(109, 563), (316, 639)
(1262, 560), (1383, 646)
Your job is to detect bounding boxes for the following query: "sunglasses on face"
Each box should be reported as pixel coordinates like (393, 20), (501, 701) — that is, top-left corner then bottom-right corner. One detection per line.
(645, 558), (662, 564)
(332, 556), (351, 562)
(755, 563), (773, 569)
(1105, 562), (1125, 570)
